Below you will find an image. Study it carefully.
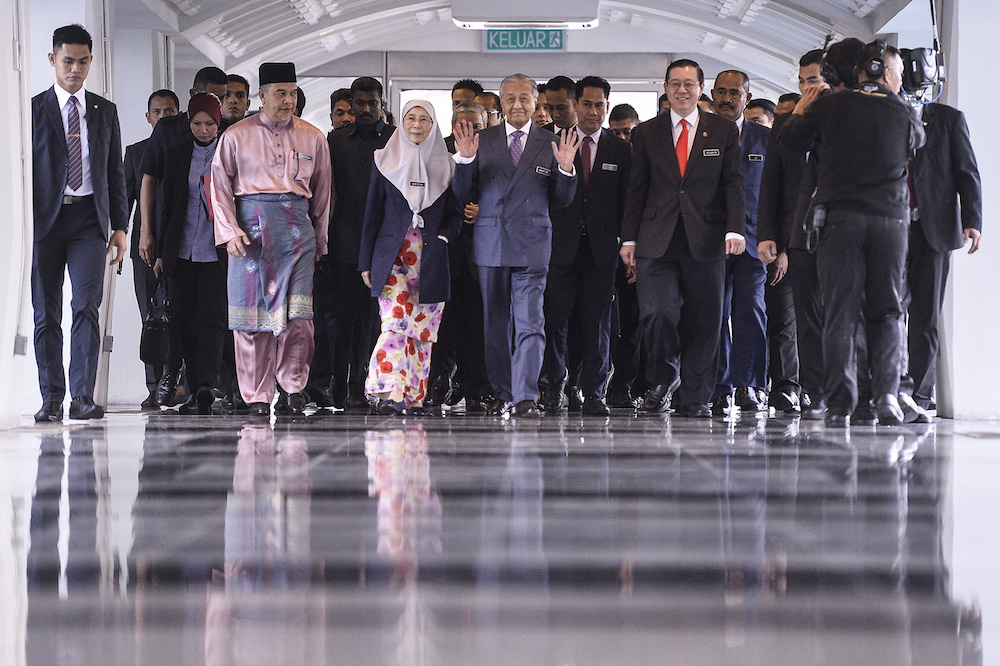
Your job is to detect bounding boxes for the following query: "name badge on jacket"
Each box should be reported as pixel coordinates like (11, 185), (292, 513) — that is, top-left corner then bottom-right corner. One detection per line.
(297, 152), (313, 161)
(536, 166), (550, 176)
(410, 181), (425, 188)
(602, 163), (618, 172)
(748, 154), (764, 162)
(703, 148), (720, 157)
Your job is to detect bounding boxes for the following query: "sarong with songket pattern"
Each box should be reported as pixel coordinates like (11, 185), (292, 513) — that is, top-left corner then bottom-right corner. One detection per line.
(229, 193), (315, 336)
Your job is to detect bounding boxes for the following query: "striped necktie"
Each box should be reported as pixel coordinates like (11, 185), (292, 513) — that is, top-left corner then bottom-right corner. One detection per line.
(66, 97), (83, 191)
(509, 130), (524, 167)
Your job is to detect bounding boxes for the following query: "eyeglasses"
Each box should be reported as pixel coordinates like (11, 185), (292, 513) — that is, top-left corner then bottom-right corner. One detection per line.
(666, 80), (700, 92)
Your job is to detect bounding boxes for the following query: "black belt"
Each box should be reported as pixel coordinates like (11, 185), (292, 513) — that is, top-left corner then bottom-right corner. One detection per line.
(62, 194), (93, 205)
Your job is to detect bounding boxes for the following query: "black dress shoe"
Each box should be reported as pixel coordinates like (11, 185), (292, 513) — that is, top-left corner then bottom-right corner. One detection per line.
(852, 401), (878, 426)
(768, 390), (801, 414)
(825, 413), (850, 428)
(377, 399), (405, 415)
(735, 386), (765, 412)
(424, 374), (453, 407)
(306, 386), (334, 408)
(542, 389), (568, 413)
(464, 395), (488, 413)
(898, 393), (932, 423)
(874, 394), (904, 426)
(274, 388), (290, 414)
(249, 402), (270, 417)
(641, 378), (681, 413)
(140, 392), (159, 411)
(486, 397), (514, 416)
(606, 386), (638, 409)
(711, 393), (733, 416)
(68, 396), (104, 420)
(801, 399), (827, 421)
(155, 371), (178, 406)
(34, 402), (63, 423)
(567, 385), (585, 413)
(513, 400), (541, 418)
(287, 392), (308, 415)
(196, 386), (216, 414)
(677, 402), (711, 418)
(345, 393), (370, 410)
(582, 397), (610, 416)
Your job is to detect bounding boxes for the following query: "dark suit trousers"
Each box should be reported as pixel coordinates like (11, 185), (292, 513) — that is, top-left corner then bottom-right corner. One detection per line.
(166, 258), (227, 390)
(608, 263), (644, 394)
(480, 265), (548, 403)
(635, 238), (726, 406)
(328, 261), (376, 397)
(132, 256), (163, 392)
(901, 222), (949, 407)
(543, 240), (616, 399)
(32, 198), (106, 402)
(431, 249), (490, 399)
(715, 252), (767, 394)
(308, 258), (333, 392)
(787, 248), (824, 402)
(816, 212), (908, 415)
(764, 272), (800, 395)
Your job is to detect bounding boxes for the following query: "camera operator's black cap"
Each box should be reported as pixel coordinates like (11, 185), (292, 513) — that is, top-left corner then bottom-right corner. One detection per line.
(259, 62), (296, 85)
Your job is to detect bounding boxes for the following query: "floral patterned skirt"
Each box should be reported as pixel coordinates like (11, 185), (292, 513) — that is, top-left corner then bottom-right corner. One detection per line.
(365, 227), (445, 405)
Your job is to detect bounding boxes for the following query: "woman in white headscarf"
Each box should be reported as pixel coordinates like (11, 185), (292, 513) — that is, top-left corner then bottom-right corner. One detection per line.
(359, 100), (464, 415)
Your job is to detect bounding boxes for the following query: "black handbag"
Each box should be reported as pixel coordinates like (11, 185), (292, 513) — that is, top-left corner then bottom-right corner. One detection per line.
(139, 278), (170, 365)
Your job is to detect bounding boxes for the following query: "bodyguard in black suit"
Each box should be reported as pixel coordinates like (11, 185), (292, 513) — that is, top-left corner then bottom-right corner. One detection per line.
(451, 73), (580, 418)
(123, 89), (179, 409)
(327, 77), (396, 409)
(901, 102), (982, 409)
(620, 59), (746, 417)
(543, 77), (632, 416)
(32, 25), (128, 422)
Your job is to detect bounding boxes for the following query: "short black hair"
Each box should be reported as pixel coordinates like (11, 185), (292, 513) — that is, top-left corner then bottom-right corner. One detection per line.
(537, 83), (547, 94)
(330, 88), (351, 111)
(227, 74), (250, 95)
(545, 76), (577, 99)
(826, 38), (865, 88)
(778, 92), (801, 104)
(715, 69), (750, 91)
(858, 40), (900, 79)
(351, 76), (383, 98)
(193, 66), (227, 92)
(295, 87), (306, 115)
(53, 24), (92, 53)
(799, 49), (824, 68)
(666, 59), (704, 84)
(147, 89), (180, 112)
(746, 98), (776, 120)
(452, 78), (484, 96)
(609, 103), (639, 123)
(575, 75), (611, 100)
(658, 93), (669, 107)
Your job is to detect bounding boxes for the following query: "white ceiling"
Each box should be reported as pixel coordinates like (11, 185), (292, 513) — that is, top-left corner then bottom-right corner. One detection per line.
(128, 0), (917, 93)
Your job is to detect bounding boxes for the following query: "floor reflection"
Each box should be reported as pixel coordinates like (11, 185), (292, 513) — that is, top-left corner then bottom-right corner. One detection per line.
(6, 413), (984, 664)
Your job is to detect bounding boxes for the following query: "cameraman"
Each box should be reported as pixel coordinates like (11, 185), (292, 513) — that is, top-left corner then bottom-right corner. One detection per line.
(778, 41), (925, 427)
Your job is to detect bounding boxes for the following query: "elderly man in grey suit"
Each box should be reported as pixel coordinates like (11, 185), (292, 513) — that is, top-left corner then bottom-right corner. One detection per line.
(452, 73), (580, 417)
(31, 24), (128, 423)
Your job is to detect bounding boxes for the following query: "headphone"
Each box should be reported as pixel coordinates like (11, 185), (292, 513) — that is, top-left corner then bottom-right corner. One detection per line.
(861, 39), (888, 80)
(819, 34), (840, 88)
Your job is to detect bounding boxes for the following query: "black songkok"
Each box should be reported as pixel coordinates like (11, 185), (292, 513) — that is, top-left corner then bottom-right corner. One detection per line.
(259, 62), (296, 85)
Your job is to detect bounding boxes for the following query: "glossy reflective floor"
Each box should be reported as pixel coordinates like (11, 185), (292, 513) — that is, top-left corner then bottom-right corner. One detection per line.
(3, 407), (997, 665)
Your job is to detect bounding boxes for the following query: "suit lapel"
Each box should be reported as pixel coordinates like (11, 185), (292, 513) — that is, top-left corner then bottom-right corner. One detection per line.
(684, 114), (713, 177)
(43, 88), (67, 158)
(85, 91), (101, 157)
(485, 126), (515, 179)
(650, 115), (682, 181)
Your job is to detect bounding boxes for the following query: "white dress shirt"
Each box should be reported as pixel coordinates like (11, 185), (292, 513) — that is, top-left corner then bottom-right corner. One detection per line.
(53, 82), (93, 196)
(577, 126), (601, 173)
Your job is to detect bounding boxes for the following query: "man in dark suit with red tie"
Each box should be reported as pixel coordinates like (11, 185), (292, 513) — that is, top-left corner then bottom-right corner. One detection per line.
(542, 76), (632, 416)
(31, 24), (129, 422)
(620, 59), (746, 417)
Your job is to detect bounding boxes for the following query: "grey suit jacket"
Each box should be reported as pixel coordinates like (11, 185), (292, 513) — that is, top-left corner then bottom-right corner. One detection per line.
(31, 86), (128, 242)
(451, 123), (577, 267)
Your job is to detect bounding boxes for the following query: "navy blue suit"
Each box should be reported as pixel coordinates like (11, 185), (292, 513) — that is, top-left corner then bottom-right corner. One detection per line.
(31, 86), (128, 402)
(359, 168), (465, 303)
(451, 122), (577, 403)
(715, 120), (769, 396)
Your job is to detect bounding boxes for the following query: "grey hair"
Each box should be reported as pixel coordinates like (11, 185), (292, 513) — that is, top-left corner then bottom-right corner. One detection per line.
(499, 73), (538, 97)
(452, 101), (488, 126)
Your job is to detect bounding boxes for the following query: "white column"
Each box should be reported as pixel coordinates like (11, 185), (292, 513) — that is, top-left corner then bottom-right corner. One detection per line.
(938, 0), (1000, 419)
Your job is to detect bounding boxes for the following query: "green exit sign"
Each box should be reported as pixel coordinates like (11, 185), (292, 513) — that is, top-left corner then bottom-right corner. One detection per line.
(484, 29), (565, 52)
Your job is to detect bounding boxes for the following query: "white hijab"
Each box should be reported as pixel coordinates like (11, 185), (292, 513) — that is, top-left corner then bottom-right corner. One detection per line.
(373, 99), (455, 228)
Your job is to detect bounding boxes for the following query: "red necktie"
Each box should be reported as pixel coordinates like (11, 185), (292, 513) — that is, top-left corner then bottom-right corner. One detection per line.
(676, 119), (689, 178)
(581, 136), (593, 186)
